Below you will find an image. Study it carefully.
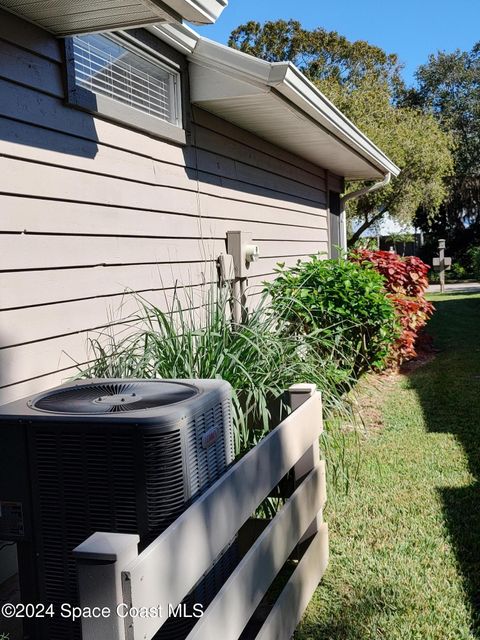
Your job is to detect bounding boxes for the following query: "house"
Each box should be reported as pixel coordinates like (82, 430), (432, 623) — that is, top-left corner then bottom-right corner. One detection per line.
(0, 1), (400, 405)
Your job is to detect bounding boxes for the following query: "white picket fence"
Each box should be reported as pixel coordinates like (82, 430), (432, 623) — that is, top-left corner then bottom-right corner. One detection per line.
(74, 383), (328, 640)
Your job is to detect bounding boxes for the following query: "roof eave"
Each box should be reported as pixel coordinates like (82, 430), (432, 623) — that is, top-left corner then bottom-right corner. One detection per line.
(270, 63), (400, 179)
(152, 28), (401, 181)
(0, 0), (227, 35)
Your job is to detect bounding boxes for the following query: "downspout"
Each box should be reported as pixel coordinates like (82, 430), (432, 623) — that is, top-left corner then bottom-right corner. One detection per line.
(340, 172), (391, 249)
(340, 172), (391, 206)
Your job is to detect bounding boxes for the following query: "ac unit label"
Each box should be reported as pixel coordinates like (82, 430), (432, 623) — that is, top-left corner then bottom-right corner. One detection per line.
(201, 427), (220, 449)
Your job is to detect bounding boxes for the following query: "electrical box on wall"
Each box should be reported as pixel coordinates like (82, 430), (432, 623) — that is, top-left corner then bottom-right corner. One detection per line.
(217, 253), (235, 284)
(226, 231), (260, 278)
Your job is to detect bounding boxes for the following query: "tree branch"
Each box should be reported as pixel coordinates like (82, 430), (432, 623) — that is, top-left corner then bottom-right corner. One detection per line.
(348, 207), (387, 247)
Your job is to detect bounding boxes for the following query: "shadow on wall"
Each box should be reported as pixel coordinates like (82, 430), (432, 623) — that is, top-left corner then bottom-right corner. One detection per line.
(185, 108), (328, 215)
(406, 293), (480, 637)
(1, 109), (99, 160)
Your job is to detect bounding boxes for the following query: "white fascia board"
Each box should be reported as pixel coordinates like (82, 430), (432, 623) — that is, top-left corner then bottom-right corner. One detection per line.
(161, 0), (227, 24)
(146, 22), (199, 54)
(191, 37), (272, 87)
(150, 27), (400, 179)
(268, 63), (400, 177)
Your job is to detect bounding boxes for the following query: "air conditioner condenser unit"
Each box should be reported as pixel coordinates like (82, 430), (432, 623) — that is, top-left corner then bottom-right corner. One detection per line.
(0, 378), (234, 640)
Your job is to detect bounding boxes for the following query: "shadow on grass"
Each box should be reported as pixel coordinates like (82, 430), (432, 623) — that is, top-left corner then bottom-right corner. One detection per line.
(297, 583), (407, 640)
(407, 291), (480, 636)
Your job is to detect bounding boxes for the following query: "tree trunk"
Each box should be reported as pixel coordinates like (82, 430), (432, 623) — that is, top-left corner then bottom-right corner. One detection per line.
(347, 208), (387, 247)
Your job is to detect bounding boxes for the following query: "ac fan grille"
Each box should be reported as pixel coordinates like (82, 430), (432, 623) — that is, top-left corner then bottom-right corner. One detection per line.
(33, 381), (197, 414)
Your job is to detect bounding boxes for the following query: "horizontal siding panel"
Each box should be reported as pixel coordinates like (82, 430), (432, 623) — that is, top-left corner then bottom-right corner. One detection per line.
(1, 192), (326, 234)
(196, 151), (325, 205)
(192, 107), (326, 180)
(1, 291), (183, 347)
(0, 156), (199, 211)
(0, 368), (80, 405)
(195, 170), (327, 212)
(0, 234), (325, 271)
(193, 124), (326, 190)
(0, 116), (187, 185)
(1, 197), (327, 239)
(199, 193), (327, 226)
(0, 334), (93, 390)
(0, 157), (326, 217)
(0, 78), (103, 141)
(245, 254), (327, 279)
(1, 251), (326, 311)
(1, 262), (217, 310)
(0, 38), (63, 97)
(0, 294), (217, 383)
(0, 9), (63, 62)
(0, 254), (324, 348)
(0, 235), (224, 270)
(0, 284), (221, 348)
(0, 259), (325, 392)
(0, 120), (325, 208)
(0, 297), (136, 348)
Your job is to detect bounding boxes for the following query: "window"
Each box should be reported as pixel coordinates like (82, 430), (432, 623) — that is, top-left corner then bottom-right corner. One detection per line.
(67, 33), (185, 143)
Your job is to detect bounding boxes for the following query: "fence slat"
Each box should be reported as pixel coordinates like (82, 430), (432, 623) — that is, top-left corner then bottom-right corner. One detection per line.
(255, 523), (329, 640)
(122, 391), (323, 640)
(73, 532), (139, 640)
(185, 462), (326, 640)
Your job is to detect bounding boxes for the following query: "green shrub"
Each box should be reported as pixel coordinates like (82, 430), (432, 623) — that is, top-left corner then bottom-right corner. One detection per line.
(79, 286), (356, 455)
(449, 262), (467, 280)
(468, 246), (480, 280)
(265, 255), (398, 376)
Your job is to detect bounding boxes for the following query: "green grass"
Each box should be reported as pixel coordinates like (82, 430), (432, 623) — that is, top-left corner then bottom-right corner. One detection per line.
(296, 291), (480, 640)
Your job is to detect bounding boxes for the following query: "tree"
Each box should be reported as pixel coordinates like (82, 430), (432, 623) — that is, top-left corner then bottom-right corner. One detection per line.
(229, 20), (454, 244)
(404, 45), (480, 263)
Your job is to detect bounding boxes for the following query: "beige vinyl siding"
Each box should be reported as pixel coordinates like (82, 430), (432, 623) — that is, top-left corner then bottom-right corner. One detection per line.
(0, 12), (334, 404)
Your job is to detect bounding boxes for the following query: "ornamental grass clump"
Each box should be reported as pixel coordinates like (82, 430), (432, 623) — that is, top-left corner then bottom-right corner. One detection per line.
(80, 286), (356, 456)
(265, 255), (398, 377)
(351, 249), (434, 363)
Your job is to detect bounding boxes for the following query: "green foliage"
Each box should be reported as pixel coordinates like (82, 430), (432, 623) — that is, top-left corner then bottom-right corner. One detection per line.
(468, 246), (480, 280)
(79, 287), (356, 456)
(229, 20), (454, 244)
(408, 44), (480, 261)
(228, 19), (402, 93)
(449, 262), (468, 281)
(265, 256), (398, 376)
(409, 44), (480, 180)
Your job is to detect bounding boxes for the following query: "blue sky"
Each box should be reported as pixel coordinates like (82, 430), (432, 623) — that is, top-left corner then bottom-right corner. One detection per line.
(196, 0), (480, 86)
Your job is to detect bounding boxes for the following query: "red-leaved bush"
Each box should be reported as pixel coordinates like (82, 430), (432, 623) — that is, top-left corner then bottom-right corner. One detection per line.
(351, 250), (434, 363)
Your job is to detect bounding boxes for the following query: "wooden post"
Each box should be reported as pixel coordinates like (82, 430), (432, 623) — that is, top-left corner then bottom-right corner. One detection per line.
(73, 532), (139, 640)
(433, 239), (451, 290)
(439, 238), (446, 293)
(289, 384), (323, 543)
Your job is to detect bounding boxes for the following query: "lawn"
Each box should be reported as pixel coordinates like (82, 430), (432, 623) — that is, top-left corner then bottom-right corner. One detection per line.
(296, 290), (480, 640)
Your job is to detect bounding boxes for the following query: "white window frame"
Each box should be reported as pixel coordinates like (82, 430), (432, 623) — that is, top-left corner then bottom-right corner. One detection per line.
(65, 32), (186, 144)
